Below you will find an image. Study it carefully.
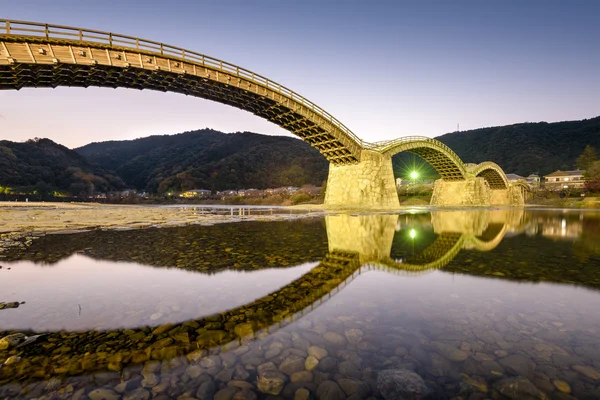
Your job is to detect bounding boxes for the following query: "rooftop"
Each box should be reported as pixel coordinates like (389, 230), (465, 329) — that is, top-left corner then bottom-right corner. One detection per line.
(505, 173), (524, 180)
(544, 170), (585, 177)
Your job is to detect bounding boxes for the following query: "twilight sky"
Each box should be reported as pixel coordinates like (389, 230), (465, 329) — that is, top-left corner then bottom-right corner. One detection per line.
(1, 0), (599, 148)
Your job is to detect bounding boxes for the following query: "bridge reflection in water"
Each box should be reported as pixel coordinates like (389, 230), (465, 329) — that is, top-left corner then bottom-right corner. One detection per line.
(0, 210), (531, 385)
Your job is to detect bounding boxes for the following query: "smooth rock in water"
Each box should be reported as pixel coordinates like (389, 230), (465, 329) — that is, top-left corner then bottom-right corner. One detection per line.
(462, 375), (488, 393)
(294, 388), (311, 400)
(232, 389), (257, 400)
(338, 360), (361, 379)
(265, 347), (282, 359)
(0, 333), (26, 350)
(200, 354), (222, 369)
(553, 379), (571, 393)
(4, 355), (20, 365)
(318, 357), (338, 372)
(257, 370), (287, 395)
(123, 388), (151, 400)
(152, 323), (174, 336)
(234, 363), (250, 380)
(215, 386), (240, 400)
(377, 369), (431, 400)
(499, 355), (536, 378)
(0, 302), (20, 310)
(88, 388), (120, 400)
(308, 346), (328, 360)
(431, 341), (469, 362)
(279, 354), (306, 376)
(345, 329), (364, 344)
(186, 365), (203, 379)
(305, 355), (319, 371)
(222, 352), (238, 367)
(317, 380), (346, 400)
(337, 377), (370, 397)
(495, 350), (508, 358)
(572, 365), (600, 380)
(196, 380), (216, 400)
(141, 373), (159, 388)
(234, 323), (254, 338)
(291, 371), (313, 383)
(493, 376), (548, 399)
(228, 381), (255, 390)
(216, 368), (235, 382)
(149, 313), (162, 321)
(258, 361), (278, 375)
(324, 332), (347, 347)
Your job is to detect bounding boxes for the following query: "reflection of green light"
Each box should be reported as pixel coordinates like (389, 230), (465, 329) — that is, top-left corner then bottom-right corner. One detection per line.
(410, 171), (419, 180)
(409, 229), (417, 239)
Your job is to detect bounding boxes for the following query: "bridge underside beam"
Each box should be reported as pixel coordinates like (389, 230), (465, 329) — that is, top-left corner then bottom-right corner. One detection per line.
(476, 169), (509, 189)
(325, 150), (400, 209)
(0, 39), (362, 165)
(407, 148), (465, 180)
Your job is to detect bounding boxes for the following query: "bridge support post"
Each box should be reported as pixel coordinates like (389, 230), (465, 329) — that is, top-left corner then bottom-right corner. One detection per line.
(325, 214), (398, 263)
(490, 186), (525, 206)
(431, 178), (525, 206)
(430, 178), (491, 206)
(324, 150), (400, 209)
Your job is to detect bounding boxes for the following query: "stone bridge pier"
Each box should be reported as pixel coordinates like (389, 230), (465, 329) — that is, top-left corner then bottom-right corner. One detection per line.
(430, 179), (525, 207)
(324, 150), (400, 209)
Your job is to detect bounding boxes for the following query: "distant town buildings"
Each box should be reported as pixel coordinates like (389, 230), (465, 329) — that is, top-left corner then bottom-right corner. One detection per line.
(543, 170), (586, 191)
(176, 186), (316, 200)
(180, 189), (212, 198)
(525, 174), (541, 188)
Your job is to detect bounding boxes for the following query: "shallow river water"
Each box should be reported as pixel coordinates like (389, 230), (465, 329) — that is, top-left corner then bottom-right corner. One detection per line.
(1, 208), (600, 400)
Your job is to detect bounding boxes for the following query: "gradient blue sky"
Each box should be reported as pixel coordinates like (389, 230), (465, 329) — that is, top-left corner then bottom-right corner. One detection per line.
(1, 0), (599, 148)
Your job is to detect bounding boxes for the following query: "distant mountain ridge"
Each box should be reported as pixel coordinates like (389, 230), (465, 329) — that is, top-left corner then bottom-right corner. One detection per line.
(435, 116), (600, 176)
(76, 129), (329, 193)
(0, 138), (124, 195)
(2, 116), (598, 197)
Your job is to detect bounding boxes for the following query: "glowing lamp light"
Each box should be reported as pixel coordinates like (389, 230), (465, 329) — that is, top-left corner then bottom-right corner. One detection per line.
(409, 229), (417, 239)
(410, 171), (419, 180)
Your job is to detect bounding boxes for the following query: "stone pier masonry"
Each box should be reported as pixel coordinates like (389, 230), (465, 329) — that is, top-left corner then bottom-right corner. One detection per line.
(324, 150), (400, 209)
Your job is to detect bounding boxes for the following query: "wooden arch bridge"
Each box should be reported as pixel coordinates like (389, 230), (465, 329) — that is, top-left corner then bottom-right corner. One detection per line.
(0, 20), (523, 207)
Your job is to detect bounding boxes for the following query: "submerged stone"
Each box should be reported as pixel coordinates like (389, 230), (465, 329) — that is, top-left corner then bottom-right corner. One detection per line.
(316, 380), (346, 400)
(493, 376), (548, 399)
(377, 369), (431, 400)
(257, 370), (287, 395)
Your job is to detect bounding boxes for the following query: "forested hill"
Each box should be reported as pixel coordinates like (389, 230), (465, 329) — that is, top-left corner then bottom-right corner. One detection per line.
(4, 117), (599, 197)
(76, 129), (329, 193)
(435, 116), (600, 176)
(0, 138), (124, 195)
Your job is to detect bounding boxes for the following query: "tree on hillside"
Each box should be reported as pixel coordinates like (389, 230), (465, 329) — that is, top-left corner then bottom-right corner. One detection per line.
(584, 161), (600, 193)
(576, 145), (597, 170)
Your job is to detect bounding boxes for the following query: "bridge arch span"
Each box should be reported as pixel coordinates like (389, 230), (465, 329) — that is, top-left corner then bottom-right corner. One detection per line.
(469, 161), (510, 190)
(375, 136), (467, 181)
(0, 20), (362, 164)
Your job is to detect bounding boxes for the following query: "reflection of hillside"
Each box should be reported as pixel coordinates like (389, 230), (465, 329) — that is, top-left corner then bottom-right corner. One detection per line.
(1, 219), (329, 273)
(444, 233), (600, 288)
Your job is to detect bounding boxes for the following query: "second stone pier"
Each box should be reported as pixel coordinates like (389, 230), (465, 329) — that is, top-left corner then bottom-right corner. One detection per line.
(324, 150), (400, 209)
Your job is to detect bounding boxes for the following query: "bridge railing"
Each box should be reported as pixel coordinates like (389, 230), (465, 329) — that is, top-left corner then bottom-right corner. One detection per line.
(367, 135), (458, 156)
(0, 19), (368, 148)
